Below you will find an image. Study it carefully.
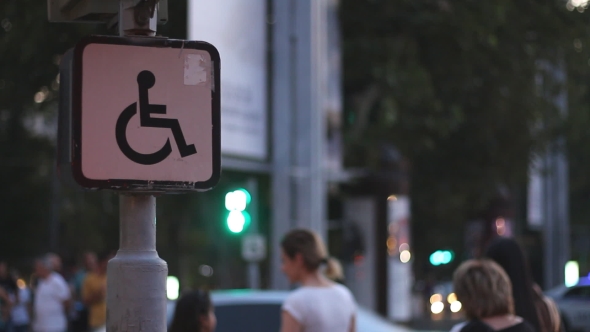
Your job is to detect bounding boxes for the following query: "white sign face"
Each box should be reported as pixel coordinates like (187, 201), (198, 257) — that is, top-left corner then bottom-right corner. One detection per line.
(188, 0), (268, 160)
(242, 234), (266, 262)
(70, 37), (221, 191)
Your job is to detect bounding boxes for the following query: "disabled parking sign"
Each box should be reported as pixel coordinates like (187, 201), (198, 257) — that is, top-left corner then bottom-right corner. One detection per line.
(66, 36), (220, 192)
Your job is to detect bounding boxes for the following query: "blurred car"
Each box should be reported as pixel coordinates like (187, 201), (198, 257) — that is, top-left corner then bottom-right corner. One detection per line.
(429, 281), (463, 315)
(545, 278), (590, 332)
(167, 289), (413, 332)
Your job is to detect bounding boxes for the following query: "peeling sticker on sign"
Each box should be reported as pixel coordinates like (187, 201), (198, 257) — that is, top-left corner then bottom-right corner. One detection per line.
(184, 54), (207, 86)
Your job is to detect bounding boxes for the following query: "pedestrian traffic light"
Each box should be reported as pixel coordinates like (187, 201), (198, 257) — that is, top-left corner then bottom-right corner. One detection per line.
(429, 250), (454, 266)
(224, 188), (251, 234)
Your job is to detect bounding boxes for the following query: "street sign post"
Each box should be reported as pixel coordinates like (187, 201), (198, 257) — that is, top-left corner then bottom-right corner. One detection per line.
(52, 2), (221, 332)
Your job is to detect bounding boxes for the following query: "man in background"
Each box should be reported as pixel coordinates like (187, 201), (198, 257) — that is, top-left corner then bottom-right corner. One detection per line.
(10, 270), (31, 332)
(32, 255), (71, 332)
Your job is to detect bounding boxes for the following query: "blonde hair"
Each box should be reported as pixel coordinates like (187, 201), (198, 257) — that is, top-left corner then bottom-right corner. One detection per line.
(453, 259), (514, 320)
(281, 229), (344, 281)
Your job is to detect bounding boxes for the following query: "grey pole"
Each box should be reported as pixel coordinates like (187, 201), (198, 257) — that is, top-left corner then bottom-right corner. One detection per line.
(291, 0), (327, 237)
(106, 2), (167, 332)
(49, 163), (61, 252)
(107, 195), (168, 332)
(538, 58), (570, 289)
(270, 0), (294, 290)
(270, 0), (329, 289)
(246, 178), (261, 289)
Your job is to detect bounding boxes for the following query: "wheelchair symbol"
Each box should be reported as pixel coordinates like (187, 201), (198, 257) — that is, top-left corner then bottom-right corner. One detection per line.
(115, 70), (197, 165)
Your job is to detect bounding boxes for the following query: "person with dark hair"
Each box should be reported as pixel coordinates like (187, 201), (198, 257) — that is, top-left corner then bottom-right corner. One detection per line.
(485, 237), (562, 332)
(82, 251), (113, 332)
(0, 260), (17, 298)
(0, 260), (17, 332)
(0, 286), (13, 332)
(169, 290), (216, 332)
(451, 259), (535, 332)
(280, 229), (356, 332)
(9, 270), (31, 332)
(70, 251), (97, 332)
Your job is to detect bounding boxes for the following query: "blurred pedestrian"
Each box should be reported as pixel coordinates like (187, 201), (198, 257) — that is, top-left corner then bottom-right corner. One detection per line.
(32, 254), (71, 332)
(0, 260), (17, 332)
(70, 252), (97, 332)
(450, 259), (534, 332)
(9, 270), (31, 332)
(46, 254), (62, 277)
(168, 290), (216, 332)
(81, 252), (111, 332)
(279, 229), (356, 332)
(485, 238), (562, 332)
(0, 287), (12, 332)
(0, 260), (17, 299)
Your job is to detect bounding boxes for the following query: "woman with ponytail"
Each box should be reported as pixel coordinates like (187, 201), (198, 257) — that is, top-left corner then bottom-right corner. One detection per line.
(280, 229), (356, 332)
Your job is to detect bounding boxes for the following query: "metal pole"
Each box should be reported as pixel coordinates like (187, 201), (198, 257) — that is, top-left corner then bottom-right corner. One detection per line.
(292, 0), (326, 236)
(539, 58), (570, 289)
(49, 162), (61, 251)
(270, 0), (294, 290)
(246, 178), (261, 289)
(270, 0), (328, 289)
(554, 55), (570, 288)
(106, 3), (167, 332)
(107, 195), (168, 332)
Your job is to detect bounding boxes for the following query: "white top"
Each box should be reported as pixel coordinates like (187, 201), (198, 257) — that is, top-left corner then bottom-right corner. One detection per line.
(33, 273), (71, 332)
(10, 287), (31, 325)
(282, 284), (356, 332)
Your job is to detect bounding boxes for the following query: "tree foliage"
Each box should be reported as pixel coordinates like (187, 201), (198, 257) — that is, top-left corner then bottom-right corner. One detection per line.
(340, 0), (589, 272)
(0, 0), (96, 264)
(0, 0), (188, 268)
(2, 0), (590, 281)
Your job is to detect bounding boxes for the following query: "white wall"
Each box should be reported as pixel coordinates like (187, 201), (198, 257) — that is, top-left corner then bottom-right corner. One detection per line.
(188, 0), (268, 160)
(343, 197), (377, 311)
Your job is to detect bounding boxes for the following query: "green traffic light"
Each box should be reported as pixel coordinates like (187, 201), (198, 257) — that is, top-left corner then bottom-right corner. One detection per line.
(429, 250), (454, 266)
(225, 188), (251, 211)
(227, 211), (251, 233)
(225, 188), (252, 234)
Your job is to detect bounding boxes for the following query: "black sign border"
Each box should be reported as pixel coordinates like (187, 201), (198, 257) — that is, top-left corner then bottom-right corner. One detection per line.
(71, 35), (221, 193)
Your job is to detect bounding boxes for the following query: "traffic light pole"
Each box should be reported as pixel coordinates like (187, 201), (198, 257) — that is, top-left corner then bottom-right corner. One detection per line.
(105, 2), (168, 332)
(245, 177), (261, 289)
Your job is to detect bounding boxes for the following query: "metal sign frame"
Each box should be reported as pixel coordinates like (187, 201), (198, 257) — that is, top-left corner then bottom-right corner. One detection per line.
(69, 35), (221, 192)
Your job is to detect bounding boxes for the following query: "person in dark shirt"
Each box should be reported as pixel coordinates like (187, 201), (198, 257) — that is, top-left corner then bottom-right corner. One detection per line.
(0, 260), (16, 332)
(485, 238), (562, 332)
(0, 260), (17, 295)
(0, 286), (13, 332)
(450, 259), (536, 332)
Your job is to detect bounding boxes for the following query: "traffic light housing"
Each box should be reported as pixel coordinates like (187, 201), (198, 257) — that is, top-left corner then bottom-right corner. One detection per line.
(224, 188), (251, 234)
(47, 0), (168, 25)
(429, 250), (454, 266)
